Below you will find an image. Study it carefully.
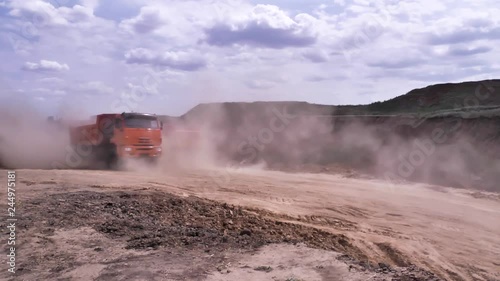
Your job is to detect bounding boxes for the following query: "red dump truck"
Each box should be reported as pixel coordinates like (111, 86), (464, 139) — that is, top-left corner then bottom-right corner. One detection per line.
(69, 112), (163, 168)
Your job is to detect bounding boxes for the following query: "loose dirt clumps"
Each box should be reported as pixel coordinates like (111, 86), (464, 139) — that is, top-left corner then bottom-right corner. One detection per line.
(14, 189), (442, 280)
(21, 191), (361, 256)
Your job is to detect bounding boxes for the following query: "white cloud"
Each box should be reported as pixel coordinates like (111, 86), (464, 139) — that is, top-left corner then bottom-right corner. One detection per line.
(7, 0), (94, 26)
(205, 4), (319, 49)
(301, 49), (329, 63)
(124, 48), (206, 71)
(1, 0), (500, 115)
(22, 60), (70, 72)
(366, 47), (427, 69)
(447, 45), (492, 56)
(120, 6), (164, 34)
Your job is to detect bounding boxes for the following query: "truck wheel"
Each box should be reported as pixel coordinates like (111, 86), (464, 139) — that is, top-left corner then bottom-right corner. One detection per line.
(106, 152), (119, 170)
(100, 144), (122, 171)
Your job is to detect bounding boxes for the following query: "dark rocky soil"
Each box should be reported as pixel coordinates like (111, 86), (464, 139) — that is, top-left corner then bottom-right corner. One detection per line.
(12, 190), (442, 280)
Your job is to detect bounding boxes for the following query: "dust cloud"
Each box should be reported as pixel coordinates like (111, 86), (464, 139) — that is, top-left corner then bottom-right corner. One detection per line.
(0, 103), (80, 169)
(1, 99), (497, 192)
(162, 102), (499, 192)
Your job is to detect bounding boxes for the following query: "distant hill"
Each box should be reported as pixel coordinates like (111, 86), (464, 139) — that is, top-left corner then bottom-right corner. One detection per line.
(366, 79), (500, 115)
(177, 79), (500, 119)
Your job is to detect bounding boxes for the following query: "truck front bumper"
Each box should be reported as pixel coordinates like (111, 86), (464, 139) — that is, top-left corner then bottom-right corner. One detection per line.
(119, 146), (162, 158)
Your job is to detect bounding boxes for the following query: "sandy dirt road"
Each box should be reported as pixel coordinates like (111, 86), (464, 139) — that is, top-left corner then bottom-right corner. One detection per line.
(0, 168), (499, 281)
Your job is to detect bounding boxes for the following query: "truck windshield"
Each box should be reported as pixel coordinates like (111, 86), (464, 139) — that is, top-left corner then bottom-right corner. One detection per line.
(123, 116), (159, 129)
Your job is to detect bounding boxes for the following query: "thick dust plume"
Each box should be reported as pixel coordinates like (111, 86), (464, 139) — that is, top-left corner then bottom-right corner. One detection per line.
(115, 103), (225, 175)
(155, 103), (232, 172)
(2, 98), (497, 192)
(169, 102), (500, 192)
(161, 102), (335, 172)
(0, 104), (83, 169)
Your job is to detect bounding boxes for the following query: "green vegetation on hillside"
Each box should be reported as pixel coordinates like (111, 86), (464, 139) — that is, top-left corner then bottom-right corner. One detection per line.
(365, 79), (500, 115)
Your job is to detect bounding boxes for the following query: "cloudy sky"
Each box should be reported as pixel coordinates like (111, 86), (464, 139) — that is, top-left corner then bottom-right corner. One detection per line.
(1, 0), (499, 116)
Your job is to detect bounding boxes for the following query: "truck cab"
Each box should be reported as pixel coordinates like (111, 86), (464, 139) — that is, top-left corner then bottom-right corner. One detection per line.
(113, 113), (163, 159)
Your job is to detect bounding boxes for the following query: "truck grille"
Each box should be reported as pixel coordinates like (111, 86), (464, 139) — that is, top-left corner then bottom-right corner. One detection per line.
(134, 137), (152, 147)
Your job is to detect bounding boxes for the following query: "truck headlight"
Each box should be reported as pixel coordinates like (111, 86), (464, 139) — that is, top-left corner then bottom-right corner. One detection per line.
(156, 147), (162, 152)
(124, 147), (132, 152)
